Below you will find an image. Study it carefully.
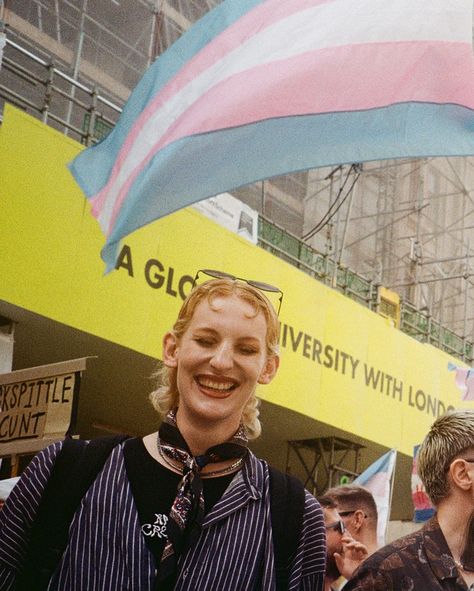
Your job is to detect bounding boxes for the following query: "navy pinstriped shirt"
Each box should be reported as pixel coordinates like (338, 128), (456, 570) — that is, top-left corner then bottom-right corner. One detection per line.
(0, 441), (326, 590)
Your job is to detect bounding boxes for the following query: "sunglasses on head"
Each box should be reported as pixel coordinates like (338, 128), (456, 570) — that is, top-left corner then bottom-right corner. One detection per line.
(325, 520), (346, 535)
(194, 269), (283, 316)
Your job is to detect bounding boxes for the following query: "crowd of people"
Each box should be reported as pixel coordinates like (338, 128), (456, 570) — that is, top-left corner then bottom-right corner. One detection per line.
(0, 273), (472, 590)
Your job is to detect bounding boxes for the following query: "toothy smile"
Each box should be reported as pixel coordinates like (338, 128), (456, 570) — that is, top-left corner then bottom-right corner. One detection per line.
(196, 376), (238, 392)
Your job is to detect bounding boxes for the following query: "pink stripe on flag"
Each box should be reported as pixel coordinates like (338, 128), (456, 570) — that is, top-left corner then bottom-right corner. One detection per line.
(157, 42), (474, 145)
(89, 0), (332, 220)
(99, 41), (474, 232)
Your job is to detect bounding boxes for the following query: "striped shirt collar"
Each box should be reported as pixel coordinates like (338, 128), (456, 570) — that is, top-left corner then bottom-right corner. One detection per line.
(203, 451), (264, 527)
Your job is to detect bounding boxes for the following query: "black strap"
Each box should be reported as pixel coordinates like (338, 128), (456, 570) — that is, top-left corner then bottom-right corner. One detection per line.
(15, 435), (129, 591)
(15, 441), (302, 591)
(269, 466), (306, 591)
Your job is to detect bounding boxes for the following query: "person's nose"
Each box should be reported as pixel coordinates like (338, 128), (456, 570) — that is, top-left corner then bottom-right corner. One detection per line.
(209, 341), (234, 370)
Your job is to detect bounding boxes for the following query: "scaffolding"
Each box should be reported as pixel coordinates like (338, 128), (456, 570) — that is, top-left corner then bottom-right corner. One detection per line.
(286, 437), (365, 496)
(2, 0), (474, 364)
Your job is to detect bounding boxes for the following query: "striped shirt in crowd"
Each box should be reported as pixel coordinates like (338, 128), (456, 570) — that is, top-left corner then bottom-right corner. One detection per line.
(0, 441), (326, 590)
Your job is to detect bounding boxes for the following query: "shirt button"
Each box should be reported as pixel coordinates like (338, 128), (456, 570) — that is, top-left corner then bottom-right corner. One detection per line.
(183, 569), (189, 579)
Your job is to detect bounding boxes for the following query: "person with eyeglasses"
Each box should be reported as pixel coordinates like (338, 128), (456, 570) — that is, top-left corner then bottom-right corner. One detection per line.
(0, 272), (326, 590)
(345, 409), (474, 591)
(324, 485), (378, 557)
(318, 496), (368, 591)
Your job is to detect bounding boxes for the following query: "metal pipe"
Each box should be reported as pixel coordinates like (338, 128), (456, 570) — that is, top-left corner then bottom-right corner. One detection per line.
(41, 62), (54, 124)
(5, 39), (119, 107)
(337, 179), (356, 265)
(391, 274), (471, 288)
(1, 58), (39, 84)
(420, 254), (474, 266)
(0, 85), (39, 110)
(346, 204), (430, 250)
(64, 0), (87, 135)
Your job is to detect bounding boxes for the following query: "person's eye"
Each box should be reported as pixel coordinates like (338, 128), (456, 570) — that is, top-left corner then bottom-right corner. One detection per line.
(238, 345), (259, 355)
(194, 337), (214, 347)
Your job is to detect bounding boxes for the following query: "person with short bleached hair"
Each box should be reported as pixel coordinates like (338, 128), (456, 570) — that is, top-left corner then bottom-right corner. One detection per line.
(345, 409), (474, 591)
(417, 409), (474, 505)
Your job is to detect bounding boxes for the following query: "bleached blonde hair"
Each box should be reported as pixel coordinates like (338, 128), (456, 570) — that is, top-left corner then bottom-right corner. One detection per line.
(418, 409), (474, 505)
(149, 278), (280, 439)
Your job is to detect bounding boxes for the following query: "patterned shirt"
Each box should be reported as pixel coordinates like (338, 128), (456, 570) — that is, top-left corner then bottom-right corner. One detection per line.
(345, 516), (471, 591)
(0, 441), (326, 590)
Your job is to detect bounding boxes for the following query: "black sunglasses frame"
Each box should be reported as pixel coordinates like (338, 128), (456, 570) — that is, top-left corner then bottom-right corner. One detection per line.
(194, 268), (283, 315)
(326, 520), (346, 535)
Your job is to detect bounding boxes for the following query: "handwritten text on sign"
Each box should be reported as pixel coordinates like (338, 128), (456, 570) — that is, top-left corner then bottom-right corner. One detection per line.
(0, 359), (86, 446)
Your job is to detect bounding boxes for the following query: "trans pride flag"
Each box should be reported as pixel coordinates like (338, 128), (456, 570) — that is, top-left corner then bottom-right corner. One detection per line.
(69, 0), (474, 270)
(354, 449), (397, 546)
(448, 362), (474, 401)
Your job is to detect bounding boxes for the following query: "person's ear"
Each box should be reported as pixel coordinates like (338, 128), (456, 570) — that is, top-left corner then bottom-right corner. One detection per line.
(450, 459), (474, 493)
(162, 332), (179, 368)
(353, 509), (366, 531)
(257, 355), (280, 384)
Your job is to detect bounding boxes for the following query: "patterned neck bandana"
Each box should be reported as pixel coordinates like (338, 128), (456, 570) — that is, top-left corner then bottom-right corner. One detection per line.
(157, 409), (248, 583)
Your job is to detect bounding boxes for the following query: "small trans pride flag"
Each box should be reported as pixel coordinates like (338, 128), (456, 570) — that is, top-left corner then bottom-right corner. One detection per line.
(354, 448), (397, 546)
(448, 362), (474, 401)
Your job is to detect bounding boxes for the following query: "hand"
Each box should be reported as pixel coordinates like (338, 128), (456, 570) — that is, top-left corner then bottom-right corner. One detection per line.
(334, 535), (369, 579)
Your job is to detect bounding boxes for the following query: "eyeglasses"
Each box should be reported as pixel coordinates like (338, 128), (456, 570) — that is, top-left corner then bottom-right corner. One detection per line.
(194, 269), (283, 315)
(325, 520), (345, 535)
(461, 458), (474, 463)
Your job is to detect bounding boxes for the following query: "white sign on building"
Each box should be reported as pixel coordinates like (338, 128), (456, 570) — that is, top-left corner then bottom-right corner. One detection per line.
(192, 192), (258, 244)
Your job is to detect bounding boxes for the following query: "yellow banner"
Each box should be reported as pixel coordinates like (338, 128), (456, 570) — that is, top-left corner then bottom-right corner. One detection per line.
(0, 105), (471, 456)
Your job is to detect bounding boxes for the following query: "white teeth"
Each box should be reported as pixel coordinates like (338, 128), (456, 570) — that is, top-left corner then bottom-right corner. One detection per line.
(198, 378), (235, 391)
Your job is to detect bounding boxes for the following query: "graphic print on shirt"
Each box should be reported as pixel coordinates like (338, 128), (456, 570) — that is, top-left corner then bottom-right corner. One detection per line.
(141, 513), (169, 538)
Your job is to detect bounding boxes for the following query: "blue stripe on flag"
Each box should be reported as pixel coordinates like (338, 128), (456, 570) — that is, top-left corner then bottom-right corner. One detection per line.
(99, 101), (474, 269)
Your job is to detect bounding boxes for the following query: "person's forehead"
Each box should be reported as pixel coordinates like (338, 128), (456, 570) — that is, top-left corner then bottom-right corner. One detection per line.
(335, 501), (352, 510)
(191, 295), (267, 330)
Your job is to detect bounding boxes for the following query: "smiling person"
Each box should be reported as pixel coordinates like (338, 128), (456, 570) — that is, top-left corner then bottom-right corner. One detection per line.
(0, 271), (326, 591)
